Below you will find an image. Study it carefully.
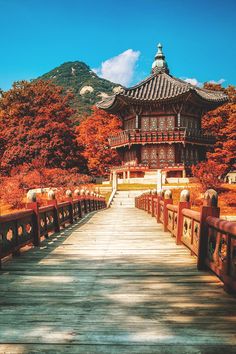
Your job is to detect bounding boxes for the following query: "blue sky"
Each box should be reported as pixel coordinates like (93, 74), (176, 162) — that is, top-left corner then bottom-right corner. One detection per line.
(0, 0), (235, 90)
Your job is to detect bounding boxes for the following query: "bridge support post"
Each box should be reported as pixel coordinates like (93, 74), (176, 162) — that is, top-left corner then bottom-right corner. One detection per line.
(197, 189), (220, 270)
(176, 190), (191, 245)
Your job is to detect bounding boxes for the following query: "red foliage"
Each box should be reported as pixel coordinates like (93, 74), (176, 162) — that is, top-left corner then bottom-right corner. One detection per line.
(76, 107), (122, 176)
(0, 80), (86, 174)
(191, 160), (225, 191)
(0, 167), (92, 211)
(202, 84), (236, 174)
(0, 175), (26, 210)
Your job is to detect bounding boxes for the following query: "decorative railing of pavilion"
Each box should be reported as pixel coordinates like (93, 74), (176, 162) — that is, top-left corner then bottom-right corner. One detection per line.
(0, 189), (106, 267)
(108, 128), (215, 149)
(135, 189), (236, 294)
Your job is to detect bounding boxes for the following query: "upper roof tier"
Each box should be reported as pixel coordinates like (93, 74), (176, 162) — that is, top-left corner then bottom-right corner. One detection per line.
(97, 44), (228, 113)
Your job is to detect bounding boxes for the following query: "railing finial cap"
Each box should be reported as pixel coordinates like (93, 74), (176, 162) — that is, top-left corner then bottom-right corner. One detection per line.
(66, 189), (72, 198)
(27, 190), (37, 202)
(204, 189), (218, 207)
(180, 189), (190, 202)
(157, 189), (164, 197)
(48, 189), (55, 200)
(74, 189), (80, 196)
(164, 189), (172, 200)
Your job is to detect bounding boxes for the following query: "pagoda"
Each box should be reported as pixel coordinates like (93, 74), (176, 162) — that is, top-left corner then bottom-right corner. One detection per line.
(98, 44), (228, 182)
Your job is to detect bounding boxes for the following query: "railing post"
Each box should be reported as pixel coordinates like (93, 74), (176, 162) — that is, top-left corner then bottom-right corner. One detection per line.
(147, 190), (151, 212)
(47, 189), (60, 233)
(26, 191), (41, 247)
(66, 190), (74, 224)
(156, 190), (164, 223)
(80, 189), (87, 214)
(197, 189), (220, 270)
(74, 189), (82, 218)
(85, 190), (91, 213)
(163, 190), (173, 232)
(151, 189), (157, 217)
(176, 189), (191, 245)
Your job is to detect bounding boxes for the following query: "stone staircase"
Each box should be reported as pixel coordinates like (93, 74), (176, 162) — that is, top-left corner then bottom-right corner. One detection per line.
(110, 190), (146, 208)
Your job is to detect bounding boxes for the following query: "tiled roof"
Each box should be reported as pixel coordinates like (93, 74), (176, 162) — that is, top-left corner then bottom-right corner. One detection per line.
(97, 72), (228, 111)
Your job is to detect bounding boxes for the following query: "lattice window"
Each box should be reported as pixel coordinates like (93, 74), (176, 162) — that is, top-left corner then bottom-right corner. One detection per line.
(141, 117), (149, 131)
(150, 117), (158, 131)
(166, 116), (175, 129)
(141, 147), (149, 165)
(166, 145), (175, 163)
(158, 116), (166, 130)
(150, 147), (158, 168)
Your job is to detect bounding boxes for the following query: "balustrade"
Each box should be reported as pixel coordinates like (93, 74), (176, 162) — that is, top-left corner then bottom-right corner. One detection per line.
(135, 188), (236, 294)
(0, 189), (106, 267)
(109, 128), (214, 148)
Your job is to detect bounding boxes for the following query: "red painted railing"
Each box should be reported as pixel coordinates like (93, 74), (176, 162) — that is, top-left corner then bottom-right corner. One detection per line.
(135, 189), (236, 294)
(109, 128), (215, 148)
(0, 190), (106, 266)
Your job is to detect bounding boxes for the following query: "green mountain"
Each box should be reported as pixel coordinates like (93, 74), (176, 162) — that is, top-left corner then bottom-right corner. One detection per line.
(38, 61), (119, 118)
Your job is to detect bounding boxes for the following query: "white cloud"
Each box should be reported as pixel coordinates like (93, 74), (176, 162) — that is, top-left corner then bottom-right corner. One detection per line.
(183, 77), (226, 88)
(93, 49), (140, 86)
(183, 78), (203, 87)
(208, 78), (225, 85)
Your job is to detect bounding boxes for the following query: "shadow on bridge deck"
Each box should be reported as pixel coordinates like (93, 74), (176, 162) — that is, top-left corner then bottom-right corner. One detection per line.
(0, 205), (236, 353)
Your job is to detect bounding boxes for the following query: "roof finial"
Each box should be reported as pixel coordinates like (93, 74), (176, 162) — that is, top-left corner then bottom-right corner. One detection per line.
(152, 43), (169, 74)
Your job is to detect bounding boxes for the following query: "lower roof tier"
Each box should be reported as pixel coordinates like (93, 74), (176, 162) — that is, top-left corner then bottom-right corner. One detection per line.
(109, 128), (215, 149)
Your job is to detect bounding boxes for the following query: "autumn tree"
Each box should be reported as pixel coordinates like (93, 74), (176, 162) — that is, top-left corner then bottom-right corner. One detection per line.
(202, 83), (236, 174)
(76, 107), (122, 176)
(0, 80), (86, 175)
(192, 160), (225, 191)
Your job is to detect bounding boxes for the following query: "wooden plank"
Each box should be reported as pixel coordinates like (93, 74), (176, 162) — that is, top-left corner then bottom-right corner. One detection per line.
(0, 191), (235, 352)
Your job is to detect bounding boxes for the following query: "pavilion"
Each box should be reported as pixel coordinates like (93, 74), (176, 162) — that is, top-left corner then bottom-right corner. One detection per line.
(98, 44), (228, 184)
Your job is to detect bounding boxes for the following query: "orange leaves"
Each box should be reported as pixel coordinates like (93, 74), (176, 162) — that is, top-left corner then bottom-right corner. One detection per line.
(202, 84), (236, 173)
(192, 160), (226, 191)
(0, 80), (86, 174)
(76, 107), (122, 176)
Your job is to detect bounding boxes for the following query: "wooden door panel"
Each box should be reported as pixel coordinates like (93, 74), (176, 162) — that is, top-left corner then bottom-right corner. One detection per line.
(149, 147), (158, 168)
(158, 116), (166, 130)
(141, 117), (149, 131)
(166, 116), (175, 129)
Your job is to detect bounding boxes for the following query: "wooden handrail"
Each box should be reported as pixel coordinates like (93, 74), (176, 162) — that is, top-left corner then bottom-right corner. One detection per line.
(206, 216), (236, 237)
(182, 208), (200, 221)
(0, 195), (106, 267)
(135, 190), (236, 294)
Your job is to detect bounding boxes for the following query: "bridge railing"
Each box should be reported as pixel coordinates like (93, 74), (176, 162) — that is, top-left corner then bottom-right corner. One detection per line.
(135, 188), (236, 294)
(0, 189), (106, 266)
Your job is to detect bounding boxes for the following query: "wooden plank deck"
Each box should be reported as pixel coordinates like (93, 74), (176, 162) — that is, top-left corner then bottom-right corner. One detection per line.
(0, 204), (236, 353)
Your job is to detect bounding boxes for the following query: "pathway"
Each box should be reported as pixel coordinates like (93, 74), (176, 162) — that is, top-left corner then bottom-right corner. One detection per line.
(0, 191), (236, 353)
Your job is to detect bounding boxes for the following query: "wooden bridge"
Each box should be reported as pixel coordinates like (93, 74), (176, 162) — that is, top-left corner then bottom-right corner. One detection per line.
(0, 190), (236, 353)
